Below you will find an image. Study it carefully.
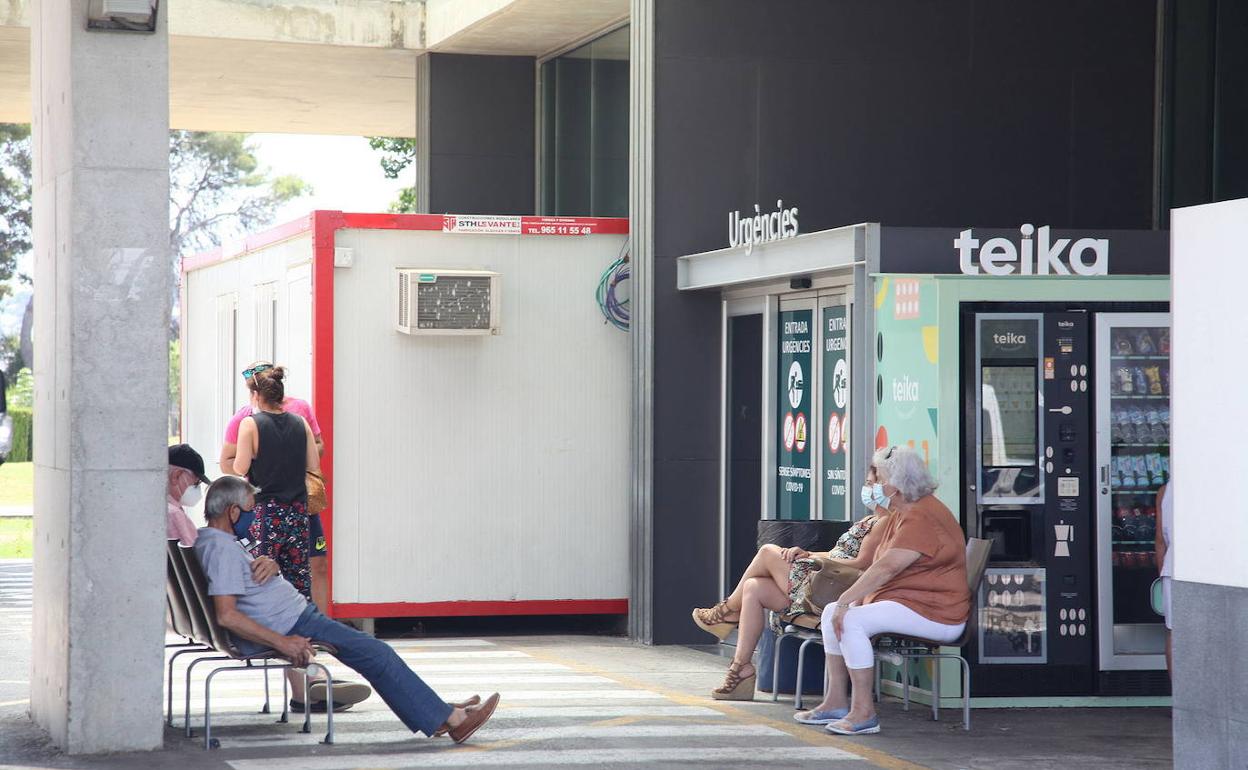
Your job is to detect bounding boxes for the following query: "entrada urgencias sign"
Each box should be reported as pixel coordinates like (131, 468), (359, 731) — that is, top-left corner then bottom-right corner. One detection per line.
(955, 225), (1109, 276)
(729, 200), (799, 254)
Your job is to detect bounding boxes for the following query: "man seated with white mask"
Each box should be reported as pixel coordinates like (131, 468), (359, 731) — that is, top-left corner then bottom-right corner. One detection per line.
(167, 442), (281, 578)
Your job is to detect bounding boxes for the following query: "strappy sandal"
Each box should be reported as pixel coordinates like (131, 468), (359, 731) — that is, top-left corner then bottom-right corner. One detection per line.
(711, 661), (756, 701)
(691, 600), (739, 640)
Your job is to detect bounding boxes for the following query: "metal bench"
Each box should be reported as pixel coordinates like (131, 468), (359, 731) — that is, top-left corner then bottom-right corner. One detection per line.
(770, 537), (991, 730)
(166, 540), (338, 749)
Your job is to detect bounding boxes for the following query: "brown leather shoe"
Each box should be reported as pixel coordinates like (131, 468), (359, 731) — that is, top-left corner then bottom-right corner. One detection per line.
(433, 695), (482, 737)
(447, 692), (500, 744)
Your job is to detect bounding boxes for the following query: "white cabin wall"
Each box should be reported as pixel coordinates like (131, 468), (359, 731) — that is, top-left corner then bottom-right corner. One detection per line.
(331, 228), (631, 605)
(182, 234), (314, 486)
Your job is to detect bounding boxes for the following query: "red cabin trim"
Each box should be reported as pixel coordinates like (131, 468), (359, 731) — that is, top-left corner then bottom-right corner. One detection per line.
(332, 599), (629, 620)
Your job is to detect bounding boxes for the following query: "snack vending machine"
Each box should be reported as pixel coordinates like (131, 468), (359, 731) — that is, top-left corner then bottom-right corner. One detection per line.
(1094, 314), (1170, 673)
(964, 307), (1169, 696)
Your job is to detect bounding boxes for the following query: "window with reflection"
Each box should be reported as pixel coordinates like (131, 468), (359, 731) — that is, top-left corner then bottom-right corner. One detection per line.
(540, 26), (629, 217)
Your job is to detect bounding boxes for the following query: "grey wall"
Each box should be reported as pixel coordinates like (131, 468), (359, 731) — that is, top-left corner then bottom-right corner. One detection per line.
(1171, 580), (1248, 767)
(428, 54), (535, 215)
(647, 0), (1159, 643)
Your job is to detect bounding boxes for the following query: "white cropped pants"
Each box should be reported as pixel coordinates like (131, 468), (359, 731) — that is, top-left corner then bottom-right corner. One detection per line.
(820, 600), (966, 670)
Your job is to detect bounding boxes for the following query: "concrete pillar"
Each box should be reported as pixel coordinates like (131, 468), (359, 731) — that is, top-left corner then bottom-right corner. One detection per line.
(30, 0), (169, 753)
(627, 0), (655, 643)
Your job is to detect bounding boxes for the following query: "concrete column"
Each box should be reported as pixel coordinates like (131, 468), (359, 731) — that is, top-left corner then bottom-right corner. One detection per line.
(30, 0), (169, 753)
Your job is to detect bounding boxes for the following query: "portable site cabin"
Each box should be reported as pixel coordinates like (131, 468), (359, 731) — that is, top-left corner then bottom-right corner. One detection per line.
(181, 211), (631, 621)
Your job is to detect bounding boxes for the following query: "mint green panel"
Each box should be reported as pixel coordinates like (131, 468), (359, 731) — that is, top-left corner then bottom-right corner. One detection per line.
(873, 277), (941, 473)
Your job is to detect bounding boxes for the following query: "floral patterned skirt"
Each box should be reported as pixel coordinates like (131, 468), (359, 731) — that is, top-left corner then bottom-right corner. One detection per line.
(246, 499), (312, 600)
(770, 559), (820, 635)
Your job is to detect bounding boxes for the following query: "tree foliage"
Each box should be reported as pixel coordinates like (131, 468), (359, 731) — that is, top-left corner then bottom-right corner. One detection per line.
(169, 131), (311, 257)
(0, 334), (21, 381)
(367, 136), (418, 213)
(0, 124), (31, 300)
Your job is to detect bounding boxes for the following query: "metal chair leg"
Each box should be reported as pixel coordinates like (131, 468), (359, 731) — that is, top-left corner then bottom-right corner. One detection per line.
(166, 646), (209, 727)
(204, 667), (223, 750)
(796, 636), (821, 710)
(768, 631), (788, 703)
(262, 661), (271, 714)
(902, 655), (910, 711)
(279, 668), (289, 723)
(960, 655), (971, 731)
(306, 661), (335, 745)
(185, 656), (231, 737)
(873, 657), (881, 703)
(794, 638), (806, 710)
(301, 669), (313, 734)
(932, 654), (940, 722)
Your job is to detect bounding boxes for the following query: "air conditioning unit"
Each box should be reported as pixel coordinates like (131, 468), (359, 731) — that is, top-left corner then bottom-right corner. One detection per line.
(395, 269), (501, 335)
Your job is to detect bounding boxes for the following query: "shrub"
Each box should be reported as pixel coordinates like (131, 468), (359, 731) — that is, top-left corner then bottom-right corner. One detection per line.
(7, 407), (31, 462)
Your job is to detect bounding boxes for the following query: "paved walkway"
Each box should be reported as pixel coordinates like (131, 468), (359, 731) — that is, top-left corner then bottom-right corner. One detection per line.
(0, 561), (1172, 769)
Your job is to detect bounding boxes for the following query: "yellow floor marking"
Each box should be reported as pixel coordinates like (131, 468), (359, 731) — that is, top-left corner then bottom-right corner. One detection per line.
(515, 645), (931, 770)
(0, 698), (29, 707)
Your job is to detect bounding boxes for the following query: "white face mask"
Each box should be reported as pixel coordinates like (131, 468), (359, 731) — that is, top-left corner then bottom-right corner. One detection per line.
(179, 485), (203, 508)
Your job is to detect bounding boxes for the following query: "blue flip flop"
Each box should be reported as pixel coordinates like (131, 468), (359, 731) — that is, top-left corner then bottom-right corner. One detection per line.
(826, 715), (881, 735)
(793, 707), (849, 725)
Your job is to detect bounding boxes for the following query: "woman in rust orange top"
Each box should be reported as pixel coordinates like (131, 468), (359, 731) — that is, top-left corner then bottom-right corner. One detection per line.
(797, 444), (969, 736)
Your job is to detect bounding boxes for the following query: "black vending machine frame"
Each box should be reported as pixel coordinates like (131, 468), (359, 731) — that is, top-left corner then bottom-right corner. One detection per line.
(961, 304), (1095, 696)
(959, 301), (1170, 698)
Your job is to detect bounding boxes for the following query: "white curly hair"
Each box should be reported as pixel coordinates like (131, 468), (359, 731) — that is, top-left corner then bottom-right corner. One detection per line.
(872, 444), (938, 502)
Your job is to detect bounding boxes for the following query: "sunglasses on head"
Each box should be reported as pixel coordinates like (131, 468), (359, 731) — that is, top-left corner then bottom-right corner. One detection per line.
(241, 364), (272, 380)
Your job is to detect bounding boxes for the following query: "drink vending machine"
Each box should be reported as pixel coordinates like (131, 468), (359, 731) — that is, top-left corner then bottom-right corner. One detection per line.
(961, 305), (1170, 697)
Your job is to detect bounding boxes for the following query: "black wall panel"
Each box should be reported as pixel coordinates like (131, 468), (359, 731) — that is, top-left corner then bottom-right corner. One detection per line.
(647, 0), (1158, 643)
(429, 54), (536, 215)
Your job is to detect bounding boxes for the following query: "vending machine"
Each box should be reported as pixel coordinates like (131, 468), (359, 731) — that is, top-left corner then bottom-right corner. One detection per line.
(1094, 314), (1170, 676)
(962, 305), (1170, 697)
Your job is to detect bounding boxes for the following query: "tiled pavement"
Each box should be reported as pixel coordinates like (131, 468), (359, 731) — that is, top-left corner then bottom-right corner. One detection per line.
(0, 560), (1172, 769)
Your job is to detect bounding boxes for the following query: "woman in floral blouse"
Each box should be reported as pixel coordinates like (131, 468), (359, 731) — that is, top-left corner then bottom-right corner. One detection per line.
(691, 465), (895, 700)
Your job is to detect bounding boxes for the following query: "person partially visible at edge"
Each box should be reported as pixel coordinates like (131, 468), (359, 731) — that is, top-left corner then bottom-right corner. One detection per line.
(168, 443), (284, 596)
(231, 364), (366, 711)
(690, 465), (895, 700)
(799, 445), (969, 736)
(167, 444), (212, 546)
(220, 361), (331, 615)
(1154, 480), (1173, 677)
(195, 476), (500, 743)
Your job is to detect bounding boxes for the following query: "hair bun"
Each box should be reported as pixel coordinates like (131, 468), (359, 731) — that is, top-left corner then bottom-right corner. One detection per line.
(270, 366), (286, 380)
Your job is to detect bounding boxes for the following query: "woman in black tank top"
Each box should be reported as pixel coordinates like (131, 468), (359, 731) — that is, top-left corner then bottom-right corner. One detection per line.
(233, 366), (320, 600)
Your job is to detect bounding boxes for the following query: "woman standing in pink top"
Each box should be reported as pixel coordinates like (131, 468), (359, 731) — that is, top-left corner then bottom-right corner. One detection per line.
(219, 361), (330, 615)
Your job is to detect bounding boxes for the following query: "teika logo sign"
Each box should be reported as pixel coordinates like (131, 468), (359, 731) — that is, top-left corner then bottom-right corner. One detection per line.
(955, 225), (1108, 276)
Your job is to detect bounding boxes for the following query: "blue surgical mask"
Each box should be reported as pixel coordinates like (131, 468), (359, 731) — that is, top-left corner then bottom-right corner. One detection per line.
(232, 507), (257, 541)
(860, 485), (878, 511)
(870, 483), (893, 509)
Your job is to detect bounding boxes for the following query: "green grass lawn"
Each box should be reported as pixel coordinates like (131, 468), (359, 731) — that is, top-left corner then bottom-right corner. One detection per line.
(0, 517), (32, 558)
(0, 461), (33, 507)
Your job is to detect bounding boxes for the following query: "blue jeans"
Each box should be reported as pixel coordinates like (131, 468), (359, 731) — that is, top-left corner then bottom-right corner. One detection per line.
(277, 606), (453, 736)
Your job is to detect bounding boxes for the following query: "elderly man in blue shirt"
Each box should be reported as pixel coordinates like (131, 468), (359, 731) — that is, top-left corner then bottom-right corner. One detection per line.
(194, 476), (499, 743)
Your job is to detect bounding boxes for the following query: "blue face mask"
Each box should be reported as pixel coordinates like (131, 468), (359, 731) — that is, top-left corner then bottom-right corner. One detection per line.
(232, 507), (257, 541)
(860, 485), (878, 510)
(870, 483), (893, 509)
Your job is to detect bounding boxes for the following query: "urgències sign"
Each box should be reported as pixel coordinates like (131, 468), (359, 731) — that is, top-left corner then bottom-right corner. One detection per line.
(955, 224), (1108, 276)
(729, 200), (799, 254)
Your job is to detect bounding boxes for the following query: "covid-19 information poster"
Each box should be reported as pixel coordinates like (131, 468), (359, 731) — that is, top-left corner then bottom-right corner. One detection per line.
(822, 305), (850, 520)
(777, 309), (813, 520)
